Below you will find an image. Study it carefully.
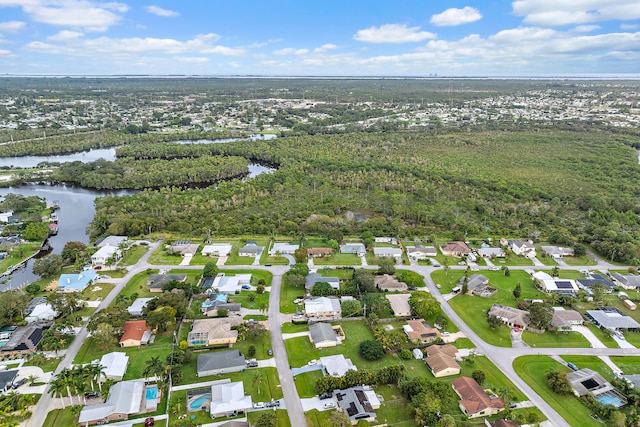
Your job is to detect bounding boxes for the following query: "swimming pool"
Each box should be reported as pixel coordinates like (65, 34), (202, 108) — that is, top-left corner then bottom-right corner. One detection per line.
(597, 395), (623, 407)
(189, 393), (211, 410)
(146, 386), (158, 400)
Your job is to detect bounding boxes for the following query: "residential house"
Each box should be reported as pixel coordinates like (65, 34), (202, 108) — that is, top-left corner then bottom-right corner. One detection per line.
(127, 298), (154, 317)
(321, 354), (357, 377)
(403, 319), (441, 344)
(586, 307), (640, 331)
(0, 211), (14, 223)
(25, 303), (57, 323)
(77, 379), (146, 425)
(335, 386), (380, 424)
(170, 240), (199, 256)
(611, 272), (640, 290)
(212, 273), (252, 294)
(1, 325), (48, 356)
(452, 376), (505, 419)
(477, 247), (505, 258)
(307, 248), (333, 258)
(340, 243), (366, 257)
(455, 274), (497, 298)
(567, 368), (627, 408)
(386, 294), (412, 317)
(99, 352), (129, 381)
(488, 304), (530, 330)
(375, 237), (397, 244)
(119, 320), (151, 348)
(539, 279), (579, 295)
(439, 241), (472, 257)
(95, 236), (128, 248)
(541, 245), (574, 258)
(201, 244), (232, 257)
(197, 350), (246, 377)
(309, 322), (341, 348)
(210, 380), (253, 418)
(187, 318), (242, 347)
(147, 273), (187, 293)
(373, 247), (402, 259)
(375, 274), (408, 292)
(509, 240), (536, 258)
(551, 308), (584, 331)
(238, 241), (263, 257)
(577, 274), (616, 292)
(56, 270), (98, 292)
(406, 245), (437, 260)
(305, 273), (340, 292)
(91, 245), (122, 268)
(269, 242), (299, 255)
(425, 345), (460, 378)
(305, 297), (341, 319)
(200, 295), (241, 317)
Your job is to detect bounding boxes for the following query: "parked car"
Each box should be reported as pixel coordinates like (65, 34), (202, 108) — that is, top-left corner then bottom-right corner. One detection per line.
(246, 359), (258, 368)
(11, 378), (26, 389)
(308, 359), (318, 366)
(323, 402), (336, 409)
(144, 418), (155, 427)
(253, 402), (265, 409)
(266, 400), (281, 407)
(435, 284), (441, 289)
(488, 266), (501, 271)
(567, 363), (579, 371)
(265, 264), (272, 267)
(319, 391), (333, 400)
(267, 348), (273, 356)
(85, 391), (100, 398)
(241, 284), (251, 289)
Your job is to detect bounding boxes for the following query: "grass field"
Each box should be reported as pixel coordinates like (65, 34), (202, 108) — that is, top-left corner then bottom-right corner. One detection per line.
(521, 331), (590, 348)
(611, 356), (640, 374)
(560, 355), (615, 381)
(294, 369), (324, 397)
(24, 356), (61, 373)
(313, 253), (361, 265)
(513, 355), (599, 427)
(42, 408), (77, 427)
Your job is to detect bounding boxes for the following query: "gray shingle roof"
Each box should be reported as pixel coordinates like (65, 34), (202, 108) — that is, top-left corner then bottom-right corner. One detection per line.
(197, 350), (246, 373)
(309, 322), (338, 344)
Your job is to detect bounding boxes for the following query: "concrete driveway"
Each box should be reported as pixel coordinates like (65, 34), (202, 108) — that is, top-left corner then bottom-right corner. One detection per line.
(300, 396), (338, 411)
(292, 364), (323, 375)
(571, 325), (606, 348)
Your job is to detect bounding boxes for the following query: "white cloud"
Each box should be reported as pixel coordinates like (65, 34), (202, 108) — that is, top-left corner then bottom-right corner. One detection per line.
(430, 7), (482, 27)
(145, 5), (179, 17)
(175, 57), (208, 63)
(0, 21), (25, 33)
(621, 23), (639, 30)
(48, 30), (84, 41)
(26, 33), (244, 56)
(572, 25), (600, 33)
(314, 43), (338, 53)
(0, 49), (12, 55)
(513, 0), (640, 26)
(0, 1), (128, 32)
(273, 47), (309, 55)
(354, 23), (436, 43)
(248, 38), (282, 49)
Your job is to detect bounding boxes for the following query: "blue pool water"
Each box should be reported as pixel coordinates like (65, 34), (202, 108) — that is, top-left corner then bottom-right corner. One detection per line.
(597, 395), (622, 407)
(146, 386), (158, 400)
(190, 393), (211, 410)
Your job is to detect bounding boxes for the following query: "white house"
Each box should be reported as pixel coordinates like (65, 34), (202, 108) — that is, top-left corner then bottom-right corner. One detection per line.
(305, 297), (341, 318)
(269, 243), (299, 255)
(210, 381), (253, 418)
(127, 298), (154, 317)
(373, 247), (403, 259)
(320, 354), (356, 377)
(91, 245), (122, 268)
(201, 244), (232, 257)
(25, 303), (57, 323)
(212, 273), (252, 294)
(99, 352), (129, 381)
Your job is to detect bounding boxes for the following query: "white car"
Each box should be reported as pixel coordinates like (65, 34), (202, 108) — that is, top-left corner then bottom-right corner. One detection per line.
(253, 402), (265, 409)
(308, 359), (319, 366)
(488, 266), (501, 271)
(323, 402), (336, 409)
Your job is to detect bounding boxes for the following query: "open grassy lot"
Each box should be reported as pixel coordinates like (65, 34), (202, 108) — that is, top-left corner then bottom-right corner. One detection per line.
(316, 267), (354, 280)
(121, 245), (148, 265)
(279, 278), (305, 314)
(42, 408), (77, 427)
(247, 409), (291, 427)
(375, 385), (418, 427)
(560, 355), (615, 381)
(74, 332), (175, 379)
(522, 330), (590, 348)
(611, 356), (640, 374)
(536, 256), (559, 266)
(148, 243), (186, 265)
(0, 242), (41, 274)
(294, 369), (324, 398)
(513, 355), (599, 427)
(313, 253), (361, 265)
(562, 255), (597, 266)
(79, 282), (114, 302)
(305, 408), (332, 427)
(116, 269), (160, 299)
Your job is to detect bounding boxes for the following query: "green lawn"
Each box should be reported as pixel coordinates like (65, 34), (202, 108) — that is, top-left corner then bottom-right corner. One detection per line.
(247, 409), (291, 427)
(513, 355), (599, 427)
(316, 267), (354, 280)
(79, 282), (114, 302)
(375, 385), (418, 427)
(611, 356), (640, 374)
(521, 331), (590, 348)
(536, 256), (560, 266)
(294, 369), (324, 397)
(24, 356), (61, 373)
(305, 408), (332, 427)
(313, 253), (361, 265)
(458, 356), (524, 402)
(121, 245), (148, 265)
(0, 242), (42, 275)
(562, 255), (597, 266)
(42, 408), (77, 427)
(279, 277), (305, 314)
(585, 323), (618, 348)
(148, 244), (186, 265)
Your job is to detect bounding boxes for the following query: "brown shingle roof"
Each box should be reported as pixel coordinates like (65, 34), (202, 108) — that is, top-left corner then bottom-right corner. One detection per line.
(425, 352), (460, 375)
(425, 344), (458, 358)
(307, 248), (333, 255)
(452, 377), (505, 415)
(375, 274), (408, 291)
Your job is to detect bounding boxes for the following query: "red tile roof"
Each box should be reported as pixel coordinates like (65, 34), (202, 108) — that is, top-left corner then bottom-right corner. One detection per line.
(120, 320), (150, 343)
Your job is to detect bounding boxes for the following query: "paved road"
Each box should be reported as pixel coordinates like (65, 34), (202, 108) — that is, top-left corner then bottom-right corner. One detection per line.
(267, 269), (308, 427)
(28, 240), (164, 427)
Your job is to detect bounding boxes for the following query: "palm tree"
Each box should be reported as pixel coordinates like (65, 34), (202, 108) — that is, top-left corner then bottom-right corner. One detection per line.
(143, 356), (165, 380)
(57, 369), (75, 407)
(253, 371), (264, 394)
(49, 376), (67, 409)
(27, 352), (47, 366)
(27, 374), (39, 385)
(87, 363), (105, 392)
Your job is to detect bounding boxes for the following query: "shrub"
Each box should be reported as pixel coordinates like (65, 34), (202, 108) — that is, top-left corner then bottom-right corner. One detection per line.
(359, 340), (385, 360)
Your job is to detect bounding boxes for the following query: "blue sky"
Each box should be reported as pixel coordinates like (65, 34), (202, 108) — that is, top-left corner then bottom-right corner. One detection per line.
(0, 0), (639, 76)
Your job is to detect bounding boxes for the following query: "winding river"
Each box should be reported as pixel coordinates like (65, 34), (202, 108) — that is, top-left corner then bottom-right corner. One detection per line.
(0, 134), (276, 290)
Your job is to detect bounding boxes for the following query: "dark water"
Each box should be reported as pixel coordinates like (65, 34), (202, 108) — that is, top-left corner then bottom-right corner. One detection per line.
(0, 136), (276, 290)
(0, 185), (136, 290)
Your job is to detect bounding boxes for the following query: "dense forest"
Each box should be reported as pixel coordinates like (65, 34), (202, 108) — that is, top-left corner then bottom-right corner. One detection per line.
(90, 128), (640, 263)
